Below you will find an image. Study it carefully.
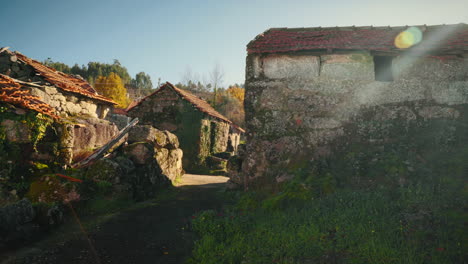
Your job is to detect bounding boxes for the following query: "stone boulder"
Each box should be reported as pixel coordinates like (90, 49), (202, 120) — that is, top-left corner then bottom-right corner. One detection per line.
(155, 148), (184, 182)
(128, 125), (168, 148)
(163, 131), (180, 149)
(124, 142), (155, 165)
(127, 125), (183, 181)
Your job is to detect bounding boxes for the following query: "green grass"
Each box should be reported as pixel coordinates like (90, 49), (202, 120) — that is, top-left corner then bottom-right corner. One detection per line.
(188, 181), (467, 264)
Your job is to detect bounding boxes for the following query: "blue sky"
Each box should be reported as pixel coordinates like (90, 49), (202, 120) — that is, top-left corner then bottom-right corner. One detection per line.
(1, 0), (467, 87)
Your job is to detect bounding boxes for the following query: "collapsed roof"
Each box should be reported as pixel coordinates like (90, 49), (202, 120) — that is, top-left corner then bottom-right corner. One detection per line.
(0, 74), (59, 119)
(0, 48), (116, 105)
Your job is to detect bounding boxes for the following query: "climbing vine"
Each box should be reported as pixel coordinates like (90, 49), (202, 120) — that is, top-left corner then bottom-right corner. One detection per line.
(0, 104), (54, 151)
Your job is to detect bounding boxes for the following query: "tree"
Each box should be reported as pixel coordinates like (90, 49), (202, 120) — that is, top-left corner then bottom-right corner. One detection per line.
(43, 58), (71, 73)
(210, 63), (224, 107)
(131, 72), (153, 91)
(227, 85), (245, 103)
(94, 72), (130, 108)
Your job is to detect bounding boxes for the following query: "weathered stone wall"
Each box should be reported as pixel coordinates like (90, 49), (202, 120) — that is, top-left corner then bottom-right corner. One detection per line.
(210, 120), (230, 153)
(242, 51), (468, 187)
(28, 86), (111, 119)
(106, 113), (131, 130)
(127, 87), (236, 172)
(0, 51), (112, 119)
(72, 118), (119, 156)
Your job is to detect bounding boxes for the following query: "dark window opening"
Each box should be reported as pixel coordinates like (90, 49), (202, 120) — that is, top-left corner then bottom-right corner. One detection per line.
(374, 56), (394, 82)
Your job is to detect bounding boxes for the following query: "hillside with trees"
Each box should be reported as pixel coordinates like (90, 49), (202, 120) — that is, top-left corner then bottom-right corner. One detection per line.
(43, 59), (245, 126)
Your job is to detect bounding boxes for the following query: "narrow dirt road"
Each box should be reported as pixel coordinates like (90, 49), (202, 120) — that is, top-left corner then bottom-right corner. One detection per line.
(4, 174), (229, 264)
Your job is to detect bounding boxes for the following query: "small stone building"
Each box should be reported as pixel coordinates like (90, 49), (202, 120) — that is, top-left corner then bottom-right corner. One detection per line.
(0, 48), (119, 165)
(127, 82), (244, 172)
(0, 48), (115, 119)
(241, 24), (468, 188)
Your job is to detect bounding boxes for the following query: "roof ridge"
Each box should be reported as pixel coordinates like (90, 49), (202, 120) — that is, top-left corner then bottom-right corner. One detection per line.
(247, 23), (468, 54)
(266, 23), (467, 31)
(127, 82), (245, 132)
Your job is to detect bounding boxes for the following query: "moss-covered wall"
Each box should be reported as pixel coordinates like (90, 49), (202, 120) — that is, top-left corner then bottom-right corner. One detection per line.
(127, 87), (237, 172)
(242, 51), (468, 188)
(127, 87), (233, 172)
(210, 121), (230, 154)
(0, 104), (59, 201)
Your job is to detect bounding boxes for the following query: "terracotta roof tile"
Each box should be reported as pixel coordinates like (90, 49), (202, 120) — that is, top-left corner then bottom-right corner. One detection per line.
(248, 24), (468, 54)
(14, 52), (116, 105)
(127, 82), (245, 132)
(0, 74), (59, 119)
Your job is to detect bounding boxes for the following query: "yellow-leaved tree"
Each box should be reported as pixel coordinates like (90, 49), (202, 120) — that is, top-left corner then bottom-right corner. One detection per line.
(94, 72), (130, 108)
(227, 85), (245, 103)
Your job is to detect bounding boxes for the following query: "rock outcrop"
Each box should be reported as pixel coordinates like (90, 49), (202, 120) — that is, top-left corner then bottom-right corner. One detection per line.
(80, 125), (184, 201)
(127, 125), (184, 182)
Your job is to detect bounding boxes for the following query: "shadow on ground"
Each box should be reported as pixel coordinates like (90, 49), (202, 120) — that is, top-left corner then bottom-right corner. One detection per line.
(2, 174), (230, 264)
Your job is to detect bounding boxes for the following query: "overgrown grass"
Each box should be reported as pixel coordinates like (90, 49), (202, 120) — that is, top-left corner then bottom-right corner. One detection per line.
(188, 180), (467, 264)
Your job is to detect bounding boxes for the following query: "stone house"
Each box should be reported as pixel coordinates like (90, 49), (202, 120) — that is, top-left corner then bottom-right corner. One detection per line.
(0, 48), (119, 165)
(126, 82), (244, 172)
(240, 24), (468, 188)
(0, 48), (116, 119)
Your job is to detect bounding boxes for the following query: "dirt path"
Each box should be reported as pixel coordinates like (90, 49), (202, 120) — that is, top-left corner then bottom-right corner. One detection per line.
(3, 174), (230, 264)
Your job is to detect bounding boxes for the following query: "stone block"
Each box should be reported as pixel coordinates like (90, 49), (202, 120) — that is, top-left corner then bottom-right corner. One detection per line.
(320, 53), (374, 80)
(263, 55), (320, 80)
(1, 119), (31, 143)
(128, 125), (168, 147)
(431, 81), (468, 105)
(393, 56), (468, 81)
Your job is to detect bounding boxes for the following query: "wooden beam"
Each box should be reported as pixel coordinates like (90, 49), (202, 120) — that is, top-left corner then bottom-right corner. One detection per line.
(71, 118), (139, 169)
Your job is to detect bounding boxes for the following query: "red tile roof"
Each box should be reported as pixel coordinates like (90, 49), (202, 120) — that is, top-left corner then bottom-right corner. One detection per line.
(247, 24), (468, 54)
(0, 74), (59, 119)
(127, 82), (245, 133)
(14, 52), (116, 105)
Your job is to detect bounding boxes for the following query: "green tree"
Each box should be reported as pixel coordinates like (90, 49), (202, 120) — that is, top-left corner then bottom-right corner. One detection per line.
(131, 72), (153, 91)
(43, 58), (71, 73)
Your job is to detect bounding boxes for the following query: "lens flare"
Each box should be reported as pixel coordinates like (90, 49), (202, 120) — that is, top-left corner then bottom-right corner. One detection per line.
(394, 27), (423, 49)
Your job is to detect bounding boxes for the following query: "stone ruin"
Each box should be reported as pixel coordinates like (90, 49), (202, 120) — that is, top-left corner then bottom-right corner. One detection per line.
(0, 49), (185, 249)
(127, 82), (244, 173)
(231, 24), (468, 189)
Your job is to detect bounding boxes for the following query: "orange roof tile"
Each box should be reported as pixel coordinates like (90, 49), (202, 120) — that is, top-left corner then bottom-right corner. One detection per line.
(0, 74), (59, 119)
(127, 82), (245, 132)
(14, 52), (116, 105)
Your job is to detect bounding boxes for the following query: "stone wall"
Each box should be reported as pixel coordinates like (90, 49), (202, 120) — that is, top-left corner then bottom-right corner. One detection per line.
(241, 51), (468, 187)
(0, 51), (112, 119)
(28, 85), (111, 119)
(127, 87), (238, 172)
(210, 120), (230, 153)
(72, 118), (119, 156)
